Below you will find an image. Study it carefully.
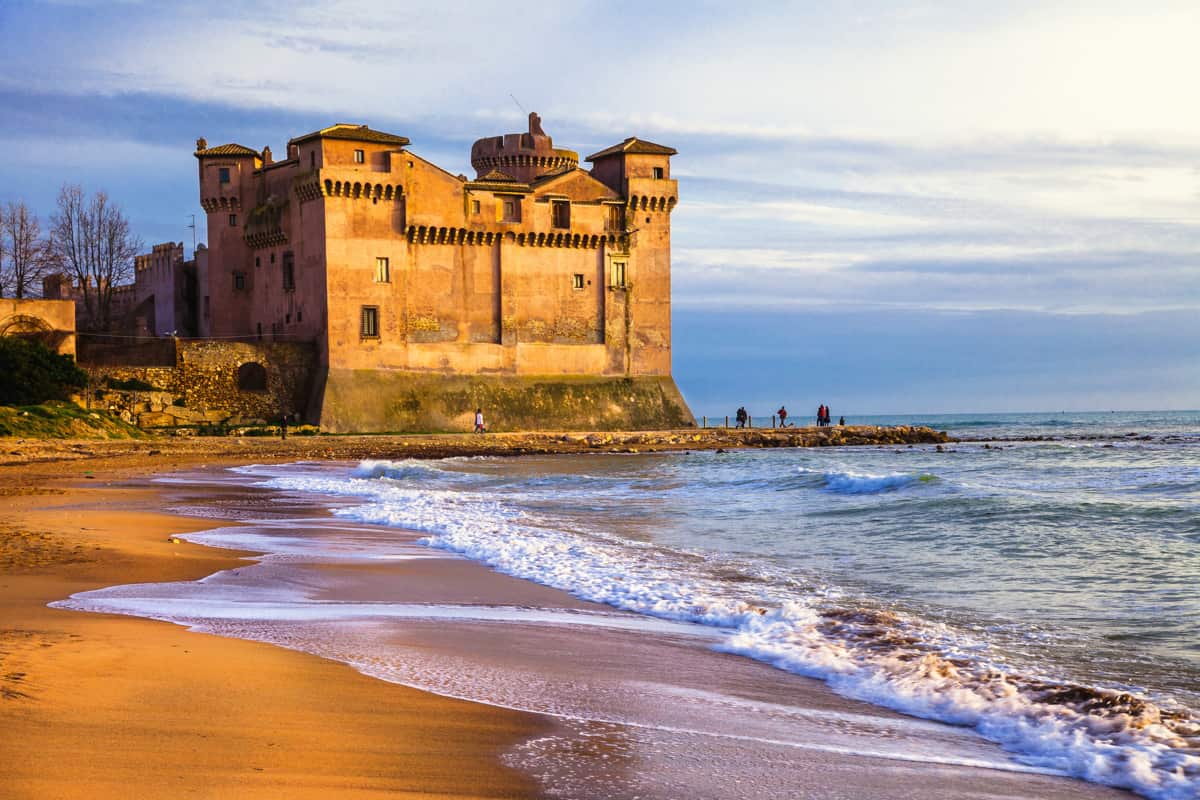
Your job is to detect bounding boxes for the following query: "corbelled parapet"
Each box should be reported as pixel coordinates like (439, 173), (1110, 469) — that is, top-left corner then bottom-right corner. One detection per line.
(470, 112), (579, 183)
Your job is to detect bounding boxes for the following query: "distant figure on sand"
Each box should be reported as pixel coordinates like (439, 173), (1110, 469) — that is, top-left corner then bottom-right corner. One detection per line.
(280, 413), (288, 440)
(735, 406), (747, 429)
(474, 408), (486, 433)
(777, 406), (788, 427)
(838, 416), (845, 426)
(817, 405), (825, 427)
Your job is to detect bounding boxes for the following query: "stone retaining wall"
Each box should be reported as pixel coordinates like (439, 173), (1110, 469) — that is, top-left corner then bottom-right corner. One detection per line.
(82, 340), (316, 427)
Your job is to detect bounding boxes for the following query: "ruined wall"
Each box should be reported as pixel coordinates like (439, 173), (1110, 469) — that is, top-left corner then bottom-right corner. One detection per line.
(0, 298), (76, 356)
(317, 369), (693, 433)
(82, 339), (315, 426)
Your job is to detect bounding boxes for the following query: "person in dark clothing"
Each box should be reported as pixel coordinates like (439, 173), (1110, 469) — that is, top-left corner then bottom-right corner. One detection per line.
(280, 413), (288, 440)
(777, 406), (788, 427)
(735, 407), (747, 429)
(838, 416), (845, 426)
(817, 405), (825, 427)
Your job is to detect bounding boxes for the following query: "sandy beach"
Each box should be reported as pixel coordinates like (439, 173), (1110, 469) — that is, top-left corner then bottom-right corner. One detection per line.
(0, 436), (1139, 799)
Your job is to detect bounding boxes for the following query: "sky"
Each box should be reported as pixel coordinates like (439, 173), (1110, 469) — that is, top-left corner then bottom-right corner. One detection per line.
(1, 0), (1198, 415)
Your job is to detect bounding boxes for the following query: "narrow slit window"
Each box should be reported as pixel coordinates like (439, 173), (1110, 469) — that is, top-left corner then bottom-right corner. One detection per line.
(572, 274), (585, 290)
(360, 306), (379, 338)
(375, 256), (390, 283)
(282, 252), (295, 291)
(229, 214), (237, 227)
(471, 199), (481, 214)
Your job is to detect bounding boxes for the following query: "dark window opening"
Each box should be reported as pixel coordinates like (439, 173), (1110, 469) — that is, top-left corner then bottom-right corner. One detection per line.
(310, 151), (316, 169)
(219, 167), (230, 184)
(552, 200), (570, 229)
(297, 310), (303, 323)
(229, 214), (237, 226)
(285, 313), (291, 324)
(572, 274), (585, 290)
(354, 149), (365, 164)
(471, 199), (481, 214)
(203, 296), (210, 318)
(237, 362), (268, 392)
(233, 272), (246, 291)
(255, 256), (261, 267)
(270, 252), (276, 264)
(653, 166), (665, 179)
(282, 252), (295, 291)
(502, 197), (520, 222)
(361, 306), (379, 338)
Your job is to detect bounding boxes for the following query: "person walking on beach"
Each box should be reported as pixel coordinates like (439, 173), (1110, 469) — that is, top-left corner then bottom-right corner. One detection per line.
(474, 408), (486, 433)
(280, 412), (289, 440)
(777, 406), (788, 427)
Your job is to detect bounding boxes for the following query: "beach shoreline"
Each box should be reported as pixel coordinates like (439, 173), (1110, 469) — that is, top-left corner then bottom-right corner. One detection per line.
(0, 434), (1141, 799)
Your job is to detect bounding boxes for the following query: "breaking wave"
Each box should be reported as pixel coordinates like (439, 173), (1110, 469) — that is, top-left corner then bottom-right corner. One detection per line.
(250, 460), (1199, 800)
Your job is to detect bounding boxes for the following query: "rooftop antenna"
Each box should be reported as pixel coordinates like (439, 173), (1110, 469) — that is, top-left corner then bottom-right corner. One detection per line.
(509, 93), (527, 116)
(187, 214), (196, 258)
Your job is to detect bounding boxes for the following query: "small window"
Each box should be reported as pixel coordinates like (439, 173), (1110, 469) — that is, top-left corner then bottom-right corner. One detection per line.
(354, 149), (365, 164)
(229, 214), (237, 227)
(255, 256), (261, 268)
(606, 205), (625, 232)
(203, 296), (210, 318)
(502, 197), (520, 222)
(219, 167), (230, 184)
(297, 310), (303, 323)
(611, 261), (627, 288)
(572, 274), (585, 290)
(233, 271), (246, 291)
(360, 306), (379, 338)
(552, 200), (570, 229)
(270, 252), (276, 264)
(471, 199), (481, 214)
(653, 166), (665, 179)
(282, 252), (295, 291)
(375, 256), (390, 283)
(310, 151), (316, 169)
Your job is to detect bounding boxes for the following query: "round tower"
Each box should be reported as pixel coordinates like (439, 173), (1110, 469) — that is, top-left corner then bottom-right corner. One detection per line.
(470, 112), (578, 183)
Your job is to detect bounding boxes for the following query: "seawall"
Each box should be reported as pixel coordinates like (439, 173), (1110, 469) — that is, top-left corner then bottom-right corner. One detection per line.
(316, 370), (695, 433)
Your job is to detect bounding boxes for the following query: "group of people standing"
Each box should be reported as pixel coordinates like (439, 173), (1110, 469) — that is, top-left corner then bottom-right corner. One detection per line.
(732, 405), (843, 428)
(816, 404), (842, 427)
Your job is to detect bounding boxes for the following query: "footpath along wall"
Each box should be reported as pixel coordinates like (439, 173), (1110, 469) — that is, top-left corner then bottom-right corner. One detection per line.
(80, 340), (315, 428)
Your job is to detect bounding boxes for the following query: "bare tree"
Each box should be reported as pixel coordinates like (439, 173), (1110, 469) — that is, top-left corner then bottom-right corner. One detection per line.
(49, 184), (142, 330)
(1, 201), (52, 299)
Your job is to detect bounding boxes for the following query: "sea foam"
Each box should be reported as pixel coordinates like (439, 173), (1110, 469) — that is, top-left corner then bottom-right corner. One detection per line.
(251, 460), (1199, 800)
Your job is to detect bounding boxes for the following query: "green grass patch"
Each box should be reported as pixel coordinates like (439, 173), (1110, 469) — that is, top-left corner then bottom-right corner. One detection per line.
(0, 401), (148, 439)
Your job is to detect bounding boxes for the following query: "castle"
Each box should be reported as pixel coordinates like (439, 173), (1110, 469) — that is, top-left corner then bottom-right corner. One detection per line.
(194, 113), (692, 432)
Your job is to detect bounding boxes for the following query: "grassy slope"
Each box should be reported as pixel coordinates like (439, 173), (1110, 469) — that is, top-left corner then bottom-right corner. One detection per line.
(0, 402), (147, 439)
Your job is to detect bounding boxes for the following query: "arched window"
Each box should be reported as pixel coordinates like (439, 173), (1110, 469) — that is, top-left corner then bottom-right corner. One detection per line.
(237, 362), (268, 392)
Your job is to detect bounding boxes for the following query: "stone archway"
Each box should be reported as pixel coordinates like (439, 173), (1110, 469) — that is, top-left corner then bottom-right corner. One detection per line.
(237, 361), (268, 392)
(0, 314), (67, 352)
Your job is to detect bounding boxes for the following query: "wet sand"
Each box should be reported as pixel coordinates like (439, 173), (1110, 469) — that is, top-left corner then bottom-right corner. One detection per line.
(0, 443), (1136, 799)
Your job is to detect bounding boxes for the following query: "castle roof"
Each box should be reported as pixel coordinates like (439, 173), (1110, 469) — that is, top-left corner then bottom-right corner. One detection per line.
(195, 143), (259, 158)
(477, 169), (520, 182)
(289, 124), (411, 147)
(585, 137), (678, 162)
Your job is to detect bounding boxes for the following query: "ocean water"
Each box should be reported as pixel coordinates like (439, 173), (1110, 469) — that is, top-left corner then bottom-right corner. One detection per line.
(57, 411), (1200, 799)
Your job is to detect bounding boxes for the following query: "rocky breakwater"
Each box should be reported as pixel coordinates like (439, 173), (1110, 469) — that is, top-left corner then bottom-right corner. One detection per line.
(561, 424), (952, 454)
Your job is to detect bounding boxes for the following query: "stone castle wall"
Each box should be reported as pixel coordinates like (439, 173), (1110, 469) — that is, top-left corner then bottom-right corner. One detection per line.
(82, 339), (315, 427)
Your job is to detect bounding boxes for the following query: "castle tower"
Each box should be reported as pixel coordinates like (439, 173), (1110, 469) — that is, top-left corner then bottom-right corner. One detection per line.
(469, 112), (579, 183)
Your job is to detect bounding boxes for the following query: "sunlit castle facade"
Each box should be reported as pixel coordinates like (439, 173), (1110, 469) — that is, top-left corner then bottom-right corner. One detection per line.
(194, 113), (692, 431)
